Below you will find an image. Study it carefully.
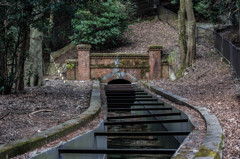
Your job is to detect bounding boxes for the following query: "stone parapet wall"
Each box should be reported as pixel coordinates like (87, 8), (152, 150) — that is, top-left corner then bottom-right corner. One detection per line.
(90, 53), (150, 81)
(66, 44), (169, 82)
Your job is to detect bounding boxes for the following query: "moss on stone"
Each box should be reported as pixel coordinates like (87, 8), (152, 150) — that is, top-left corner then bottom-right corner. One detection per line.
(172, 155), (188, 159)
(194, 146), (220, 159)
(0, 136), (48, 159)
(91, 63), (115, 68)
(140, 68), (150, 78)
(219, 134), (224, 150)
(120, 59), (131, 67)
(90, 53), (149, 58)
(148, 45), (163, 50)
(141, 61), (147, 65)
(91, 58), (149, 69)
(176, 68), (184, 79)
(167, 50), (177, 66)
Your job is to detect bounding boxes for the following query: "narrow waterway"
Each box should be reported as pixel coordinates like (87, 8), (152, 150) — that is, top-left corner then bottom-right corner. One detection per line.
(31, 82), (193, 159)
(105, 83), (192, 159)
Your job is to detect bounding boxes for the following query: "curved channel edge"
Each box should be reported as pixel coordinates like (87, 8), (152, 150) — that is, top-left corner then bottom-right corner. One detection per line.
(140, 81), (224, 159)
(0, 80), (101, 159)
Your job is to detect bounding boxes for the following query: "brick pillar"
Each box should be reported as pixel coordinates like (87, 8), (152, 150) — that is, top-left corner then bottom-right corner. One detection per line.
(77, 44), (91, 80)
(148, 45), (162, 79)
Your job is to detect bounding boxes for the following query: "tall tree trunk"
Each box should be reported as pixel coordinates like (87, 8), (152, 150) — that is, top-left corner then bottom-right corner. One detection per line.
(185, 0), (196, 66)
(238, 7), (240, 38)
(0, 20), (7, 93)
(25, 28), (43, 87)
(178, 0), (187, 68)
(42, 5), (54, 74)
(15, 28), (29, 92)
(0, 50), (7, 94)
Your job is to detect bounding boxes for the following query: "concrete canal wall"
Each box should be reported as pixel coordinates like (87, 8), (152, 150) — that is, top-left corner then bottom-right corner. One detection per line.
(32, 122), (106, 159)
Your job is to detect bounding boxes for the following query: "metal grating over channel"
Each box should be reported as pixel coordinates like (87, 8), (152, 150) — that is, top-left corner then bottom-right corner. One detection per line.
(59, 83), (194, 159)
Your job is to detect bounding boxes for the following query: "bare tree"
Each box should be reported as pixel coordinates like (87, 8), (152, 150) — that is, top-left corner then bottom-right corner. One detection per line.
(178, 0), (196, 69)
(178, 0), (187, 68)
(185, 0), (196, 66)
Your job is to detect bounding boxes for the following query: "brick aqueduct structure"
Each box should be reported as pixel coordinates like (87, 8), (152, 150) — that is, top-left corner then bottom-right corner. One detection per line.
(66, 44), (169, 83)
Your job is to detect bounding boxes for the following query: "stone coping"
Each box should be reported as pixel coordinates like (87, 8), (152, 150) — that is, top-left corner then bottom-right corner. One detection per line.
(65, 59), (78, 63)
(51, 43), (76, 60)
(77, 44), (91, 51)
(140, 81), (224, 159)
(0, 81), (101, 159)
(147, 45), (163, 51)
(90, 53), (149, 58)
(90, 66), (150, 69)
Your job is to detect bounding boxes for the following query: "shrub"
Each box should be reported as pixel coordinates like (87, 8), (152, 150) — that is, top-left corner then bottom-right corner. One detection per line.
(70, 0), (135, 50)
(194, 0), (224, 23)
(170, 0), (224, 22)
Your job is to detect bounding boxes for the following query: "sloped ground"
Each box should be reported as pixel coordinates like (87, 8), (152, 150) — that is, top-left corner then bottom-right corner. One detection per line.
(54, 19), (178, 65)
(0, 80), (92, 144)
(148, 45), (240, 159)
(108, 19), (178, 54)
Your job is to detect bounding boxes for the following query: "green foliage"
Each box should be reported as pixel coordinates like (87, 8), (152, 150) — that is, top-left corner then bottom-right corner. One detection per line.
(70, 0), (135, 50)
(194, 0), (224, 23)
(0, 0), (67, 94)
(170, 0), (178, 5)
(67, 63), (75, 69)
(170, 0), (224, 22)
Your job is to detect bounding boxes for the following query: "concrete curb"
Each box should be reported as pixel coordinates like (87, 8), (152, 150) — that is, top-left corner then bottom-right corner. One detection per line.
(0, 81), (101, 159)
(141, 81), (224, 159)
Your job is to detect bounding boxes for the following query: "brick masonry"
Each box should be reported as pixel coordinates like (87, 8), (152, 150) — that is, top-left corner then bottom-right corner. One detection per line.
(66, 44), (168, 82)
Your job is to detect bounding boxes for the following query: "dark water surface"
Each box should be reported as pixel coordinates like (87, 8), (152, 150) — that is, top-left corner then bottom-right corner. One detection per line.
(106, 103), (181, 159)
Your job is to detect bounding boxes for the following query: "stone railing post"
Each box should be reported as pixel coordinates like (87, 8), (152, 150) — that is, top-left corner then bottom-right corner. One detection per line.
(148, 45), (162, 79)
(77, 44), (91, 80)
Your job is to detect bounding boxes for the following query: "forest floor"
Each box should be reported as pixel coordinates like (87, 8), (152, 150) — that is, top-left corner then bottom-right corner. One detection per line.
(0, 80), (92, 144)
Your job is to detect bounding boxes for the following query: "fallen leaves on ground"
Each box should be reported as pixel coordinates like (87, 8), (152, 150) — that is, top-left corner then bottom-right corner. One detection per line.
(147, 45), (240, 159)
(0, 80), (92, 144)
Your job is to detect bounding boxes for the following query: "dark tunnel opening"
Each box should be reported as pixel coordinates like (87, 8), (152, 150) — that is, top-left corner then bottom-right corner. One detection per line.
(106, 79), (134, 108)
(108, 79), (131, 84)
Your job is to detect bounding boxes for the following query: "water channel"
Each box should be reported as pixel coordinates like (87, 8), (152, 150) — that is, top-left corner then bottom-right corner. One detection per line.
(32, 82), (194, 159)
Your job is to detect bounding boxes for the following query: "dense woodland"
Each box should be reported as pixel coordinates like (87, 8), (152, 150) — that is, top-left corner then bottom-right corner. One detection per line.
(0, 0), (240, 94)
